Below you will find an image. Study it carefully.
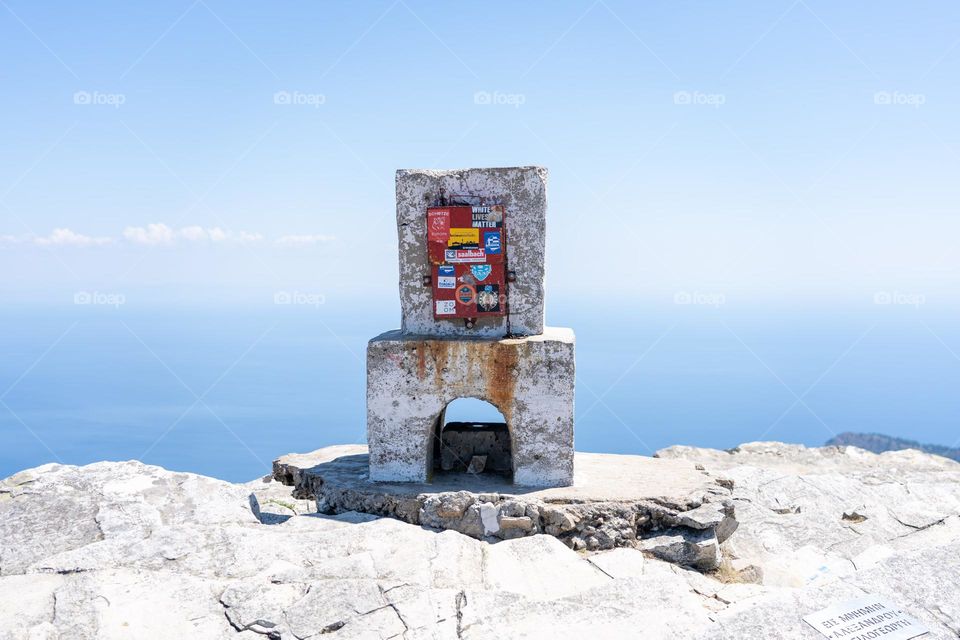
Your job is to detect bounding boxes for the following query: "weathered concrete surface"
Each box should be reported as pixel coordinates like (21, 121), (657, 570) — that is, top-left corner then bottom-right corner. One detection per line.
(278, 445), (736, 559)
(396, 167), (547, 338)
(367, 327), (575, 486)
(2, 442), (960, 638)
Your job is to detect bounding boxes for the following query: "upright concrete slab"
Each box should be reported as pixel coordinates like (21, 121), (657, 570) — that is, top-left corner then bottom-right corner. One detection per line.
(366, 327), (574, 487)
(395, 167), (547, 338)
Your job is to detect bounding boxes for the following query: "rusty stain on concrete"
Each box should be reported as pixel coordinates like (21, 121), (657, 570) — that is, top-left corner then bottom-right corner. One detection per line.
(485, 342), (518, 422)
(416, 345), (426, 380)
(430, 341), (450, 388)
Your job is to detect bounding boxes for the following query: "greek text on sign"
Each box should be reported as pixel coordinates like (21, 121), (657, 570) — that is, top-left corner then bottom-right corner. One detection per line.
(802, 596), (928, 640)
(445, 249), (486, 263)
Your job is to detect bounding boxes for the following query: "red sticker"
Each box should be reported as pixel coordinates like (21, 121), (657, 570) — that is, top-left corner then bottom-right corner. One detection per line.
(428, 209), (450, 242)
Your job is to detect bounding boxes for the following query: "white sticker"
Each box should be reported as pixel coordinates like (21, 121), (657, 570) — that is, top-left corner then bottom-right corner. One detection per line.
(803, 595), (928, 640)
(437, 276), (456, 289)
(435, 300), (456, 315)
(444, 248), (486, 263)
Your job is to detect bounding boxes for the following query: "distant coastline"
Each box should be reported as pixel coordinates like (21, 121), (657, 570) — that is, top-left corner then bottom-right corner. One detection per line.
(826, 432), (960, 462)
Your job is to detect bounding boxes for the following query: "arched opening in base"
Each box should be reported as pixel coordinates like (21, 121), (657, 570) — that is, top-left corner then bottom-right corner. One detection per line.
(431, 398), (512, 482)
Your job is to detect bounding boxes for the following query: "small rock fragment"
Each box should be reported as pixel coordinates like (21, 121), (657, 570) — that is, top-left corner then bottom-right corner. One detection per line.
(638, 528), (721, 571)
(467, 455), (488, 474)
(479, 502), (500, 535)
(499, 516), (533, 532)
(842, 509), (868, 523)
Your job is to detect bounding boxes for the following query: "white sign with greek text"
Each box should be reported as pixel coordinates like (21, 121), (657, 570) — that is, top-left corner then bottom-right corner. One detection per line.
(803, 595), (928, 640)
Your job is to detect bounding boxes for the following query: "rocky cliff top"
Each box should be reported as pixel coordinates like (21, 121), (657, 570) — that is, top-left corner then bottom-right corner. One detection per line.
(824, 431), (960, 462)
(2, 442), (959, 639)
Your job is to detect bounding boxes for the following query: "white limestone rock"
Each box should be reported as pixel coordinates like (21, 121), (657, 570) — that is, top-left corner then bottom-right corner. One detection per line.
(1, 441), (959, 638)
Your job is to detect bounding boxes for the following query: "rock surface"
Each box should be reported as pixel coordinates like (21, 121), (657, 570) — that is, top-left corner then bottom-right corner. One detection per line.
(1, 442), (959, 638)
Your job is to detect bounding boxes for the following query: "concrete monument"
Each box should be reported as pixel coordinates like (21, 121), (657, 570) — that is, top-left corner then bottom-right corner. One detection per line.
(366, 167), (576, 487)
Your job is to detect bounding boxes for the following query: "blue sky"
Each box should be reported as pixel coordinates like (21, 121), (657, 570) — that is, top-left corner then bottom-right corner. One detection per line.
(2, 2), (960, 479)
(1, 0), (958, 306)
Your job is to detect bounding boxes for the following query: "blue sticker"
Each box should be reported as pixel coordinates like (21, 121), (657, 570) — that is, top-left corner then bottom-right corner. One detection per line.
(471, 264), (492, 281)
(483, 231), (501, 254)
(438, 266), (454, 277)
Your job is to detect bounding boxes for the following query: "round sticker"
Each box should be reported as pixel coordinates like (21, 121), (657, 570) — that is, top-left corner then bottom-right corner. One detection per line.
(476, 285), (499, 312)
(456, 284), (476, 305)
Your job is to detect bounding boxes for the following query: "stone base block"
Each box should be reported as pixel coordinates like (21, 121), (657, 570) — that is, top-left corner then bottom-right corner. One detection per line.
(366, 327), (575, 487)
(274, 446), (737, 567)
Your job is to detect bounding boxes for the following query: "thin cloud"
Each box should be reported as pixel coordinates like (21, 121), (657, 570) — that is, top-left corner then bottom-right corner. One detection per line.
(203, 227), (263, 244)
(123, 224), (264, 245)
(123, 223), (175, 245)
(1, 225), (318, 247)
(34, 228), (112, 247)
(276, 233), (336, 246)
(180, 225), (208, 242)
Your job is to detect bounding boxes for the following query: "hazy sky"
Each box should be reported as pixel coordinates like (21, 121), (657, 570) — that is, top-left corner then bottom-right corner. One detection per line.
(2, 1), (958, 306)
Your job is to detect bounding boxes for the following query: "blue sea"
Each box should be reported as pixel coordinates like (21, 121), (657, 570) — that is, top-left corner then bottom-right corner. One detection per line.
(2, 296), (957, 482)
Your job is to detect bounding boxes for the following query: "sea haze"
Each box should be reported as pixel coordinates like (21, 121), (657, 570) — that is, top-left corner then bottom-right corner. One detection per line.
(2, 297), (957, 482)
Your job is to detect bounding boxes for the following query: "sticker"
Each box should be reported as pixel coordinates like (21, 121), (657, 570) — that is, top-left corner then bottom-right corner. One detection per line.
(445, 249), (486, 263)
(477, 284), (500, 312)
(428, 209), (450, 242)
(471, 205), (503, 228)
(447, 227), (479, 248)
(435, 300), (456, 315)
(471, 264), (492, 281)
(456, 284), (476, 305)
(471, 205), (503, 222)
(483, 231), (501, 255)
(438, 266), (456, 290)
